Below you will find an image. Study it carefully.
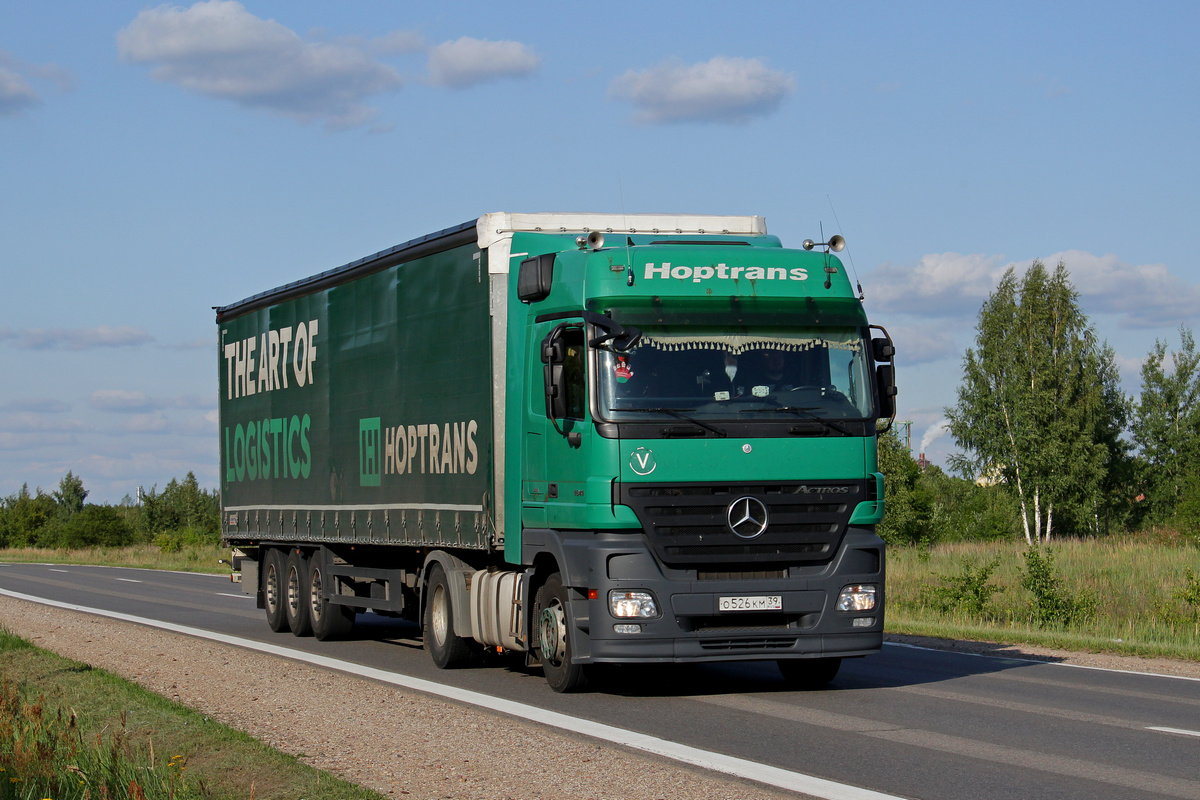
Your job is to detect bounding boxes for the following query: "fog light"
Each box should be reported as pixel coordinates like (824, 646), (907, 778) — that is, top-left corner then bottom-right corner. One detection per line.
(614, 623), (642, 634)
(837, 584), (877, 612)
(852, 617), (875, 628)
(609, 590), (659, 618)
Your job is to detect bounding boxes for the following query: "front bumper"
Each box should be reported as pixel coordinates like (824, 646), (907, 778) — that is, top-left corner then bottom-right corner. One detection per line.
(545, 525), (885, 665)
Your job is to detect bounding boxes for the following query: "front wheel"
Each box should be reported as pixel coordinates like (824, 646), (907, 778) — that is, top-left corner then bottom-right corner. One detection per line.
(777, 657), (841, 689)
(536, 573), (589, 693)
(423, 564), (475, 668)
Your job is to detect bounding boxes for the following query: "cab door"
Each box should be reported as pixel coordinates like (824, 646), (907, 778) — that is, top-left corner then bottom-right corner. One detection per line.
(522, 320), (593, 529)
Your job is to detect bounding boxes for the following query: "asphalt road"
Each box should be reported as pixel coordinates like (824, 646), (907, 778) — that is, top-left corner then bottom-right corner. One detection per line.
(2, 562), (1198, 800)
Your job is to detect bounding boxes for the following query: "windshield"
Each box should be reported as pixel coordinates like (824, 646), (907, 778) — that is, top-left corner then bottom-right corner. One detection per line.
(597, 327), (874, 422)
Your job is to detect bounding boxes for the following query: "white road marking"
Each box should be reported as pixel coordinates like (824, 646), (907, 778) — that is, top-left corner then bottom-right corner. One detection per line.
(215, 592), (252, 599)
(885, 641), (1200, 683)
(0, 586), (900, 800)
(48, 569), (69, 573)
(1147, 726), (1200, 738)
(116, 578), (142, 583)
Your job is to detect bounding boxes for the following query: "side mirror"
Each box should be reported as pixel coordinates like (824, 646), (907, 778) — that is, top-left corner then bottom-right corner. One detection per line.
(869, 325), (897, 433)
(518, 253), (556, 303)
(876, 364), (897, 420)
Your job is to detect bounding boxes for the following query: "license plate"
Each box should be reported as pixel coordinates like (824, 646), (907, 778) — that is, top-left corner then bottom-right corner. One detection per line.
(718, 595), (782, 612)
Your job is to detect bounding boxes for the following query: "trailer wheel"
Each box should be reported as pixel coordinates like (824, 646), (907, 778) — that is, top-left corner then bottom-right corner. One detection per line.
(777, 657), (841, 689)
(263, 548), (290, 633)
(285, 549), (313, 637)
(309, 559), (354, 641)
(536, 572), (589, 693)
(423, 564), (474, 668)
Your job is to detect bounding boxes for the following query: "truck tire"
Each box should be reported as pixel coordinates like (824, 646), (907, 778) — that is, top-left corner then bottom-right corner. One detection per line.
(263, 548), (290, 633)
(285, 549), (313, 637)
(309, 558), (354, 641)
(536, 572), (589, 693)
(423, 564), (474, 668)
(777, 657), (841, 689)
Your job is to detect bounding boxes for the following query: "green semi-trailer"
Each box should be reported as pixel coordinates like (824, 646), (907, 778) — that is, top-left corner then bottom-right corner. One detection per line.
(217, 212), (896, 692)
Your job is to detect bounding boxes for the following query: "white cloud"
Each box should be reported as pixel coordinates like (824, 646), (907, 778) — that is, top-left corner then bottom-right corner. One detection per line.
(120, 412), (172, 434)
(1015, 251), (1200, 329)
(90, 390), (154, 412)
(880, 322), (959, 366)
(117, 0), (404, 129)
(0, 63), (39, 116)
(0, 50), (73, 117)
(7, 325), (154, 350)
(0, 432), (78, 451)
(0, 413), (90, 434)
(0, 398), (70, 413)
(864, 250), (1200, 331)
(608, 56), (795, 124)
(864, 252), (1008, 318)
(426, 37), (540, 89)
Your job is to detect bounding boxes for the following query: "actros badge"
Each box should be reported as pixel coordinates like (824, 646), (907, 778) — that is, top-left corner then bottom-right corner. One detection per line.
(727, 496), (769, 538)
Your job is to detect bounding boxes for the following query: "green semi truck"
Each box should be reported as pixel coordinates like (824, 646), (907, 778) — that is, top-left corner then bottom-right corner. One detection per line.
(218, 212), (895, 692)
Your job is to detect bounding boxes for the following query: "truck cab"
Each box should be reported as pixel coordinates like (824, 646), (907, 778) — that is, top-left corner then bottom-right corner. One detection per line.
(506, 230), (895, 691)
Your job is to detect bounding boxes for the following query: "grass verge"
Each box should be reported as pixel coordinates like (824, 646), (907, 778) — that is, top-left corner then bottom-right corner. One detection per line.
(888, 538), (1200, 662)
(0, 628), (384, 800)
(0, 545), (227, 575)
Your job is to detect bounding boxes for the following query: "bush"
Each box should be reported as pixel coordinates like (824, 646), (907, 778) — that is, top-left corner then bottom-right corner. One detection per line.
(50, 505), (137, 548)
(1020, 547), (1096, 627)
(922, 556), (1004, 617)
(0, 486), (56, 548)
(153, 527), (222, 553)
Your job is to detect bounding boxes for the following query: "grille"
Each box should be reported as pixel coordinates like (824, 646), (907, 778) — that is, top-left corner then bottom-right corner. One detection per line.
(698, 636), (798, 651)
(619, 480), (865, 566)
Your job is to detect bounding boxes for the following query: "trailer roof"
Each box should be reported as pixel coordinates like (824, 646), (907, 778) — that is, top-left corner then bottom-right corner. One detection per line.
(215, 219), (479, 321)
(215, 212), (769, 321)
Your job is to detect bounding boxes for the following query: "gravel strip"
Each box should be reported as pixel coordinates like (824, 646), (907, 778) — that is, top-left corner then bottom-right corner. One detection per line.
(0, 595), (801, 800)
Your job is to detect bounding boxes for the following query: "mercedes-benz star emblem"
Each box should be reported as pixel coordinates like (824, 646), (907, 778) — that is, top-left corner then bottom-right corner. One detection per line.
(727, 496), (769, 539)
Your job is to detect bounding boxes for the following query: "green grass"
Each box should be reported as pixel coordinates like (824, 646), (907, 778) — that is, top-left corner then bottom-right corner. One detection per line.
(888, 538), (1200, 661)
(0, 628), (384, 800)
(0, 545), (227, 575)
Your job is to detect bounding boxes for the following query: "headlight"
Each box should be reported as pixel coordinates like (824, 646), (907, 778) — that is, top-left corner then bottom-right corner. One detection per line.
(609, 590), (659, 618)
(837, 584), (877, 612)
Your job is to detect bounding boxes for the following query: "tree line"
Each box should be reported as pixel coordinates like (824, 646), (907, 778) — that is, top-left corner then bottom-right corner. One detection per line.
(0, 471), (219, 550)
(881, 259), (1200, 546)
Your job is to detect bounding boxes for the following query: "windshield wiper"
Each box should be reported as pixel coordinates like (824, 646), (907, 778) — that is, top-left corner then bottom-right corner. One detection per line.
(740, 405), (852, 435)
(627, 407), (727, 438)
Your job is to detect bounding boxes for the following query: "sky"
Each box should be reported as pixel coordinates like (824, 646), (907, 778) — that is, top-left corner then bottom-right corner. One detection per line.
(2, 1), (1198, 502)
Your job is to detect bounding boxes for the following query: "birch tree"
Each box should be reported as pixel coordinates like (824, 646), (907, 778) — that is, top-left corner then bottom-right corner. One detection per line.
(947, 261), (1115, 543)
(1131, 326), (1200, 523)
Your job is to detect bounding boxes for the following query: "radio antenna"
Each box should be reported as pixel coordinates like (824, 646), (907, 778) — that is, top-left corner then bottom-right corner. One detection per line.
(619, 174), (635, 286)
(827, 195), (863, 300)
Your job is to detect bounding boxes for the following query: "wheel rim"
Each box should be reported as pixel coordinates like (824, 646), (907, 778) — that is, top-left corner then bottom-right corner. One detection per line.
(430, 584), (449, 647)
(540, 602), (567, 666)
(309, 567), (323, 622)
(265, 563), (280, 613)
